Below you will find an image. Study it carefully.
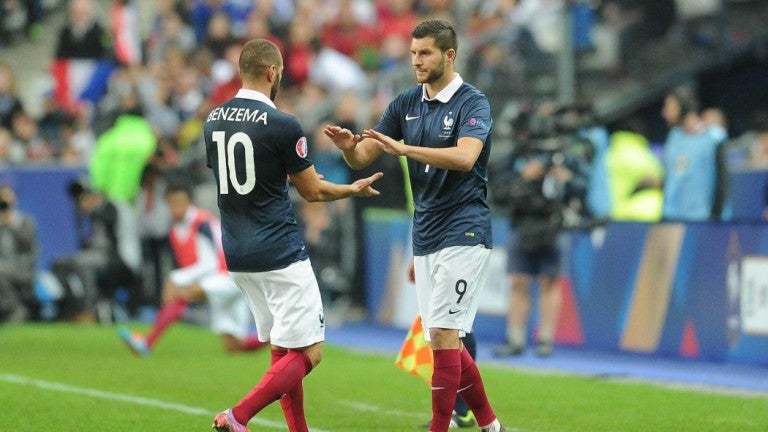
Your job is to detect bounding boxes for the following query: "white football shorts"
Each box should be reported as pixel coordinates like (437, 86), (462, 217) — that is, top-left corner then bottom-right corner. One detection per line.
(199, 273), (253, 340)
(230, 258), (325, 349)
(413, 244), (490, 341)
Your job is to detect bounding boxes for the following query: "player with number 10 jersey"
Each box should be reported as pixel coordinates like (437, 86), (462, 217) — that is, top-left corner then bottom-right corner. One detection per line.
(204, 89), (310, 273)
(203, 39), (382, 432)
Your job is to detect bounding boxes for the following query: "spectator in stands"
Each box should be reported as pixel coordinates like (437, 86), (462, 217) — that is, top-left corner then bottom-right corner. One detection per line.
(0, 62), (24, 130)
(661, 96), (728, 221)
(309, 38), (369, 93)
(189, 0), (254, 43)
(57, 110), (96, 166)
(10, 111), (52, 163)
(209, 41), (243, 107)
(202, 10), (238, 60)
(240, 9), (285, 54)
(320, 1), (379, 70)
(190, 0), (229, 42)
(0, 127), (26, 166)
(119, 182), (266, 355)
(135, 55), (183, 139)
(376, 0), (419, 47)
(465, 37), (526, 115)
(145, 8), (197, 65)
(55, 0), (111, 60)
(52, 178), (139, 322)
(0, 0), (43, 43)
(0, 183), (39, 323)
(375, 0), (418, 73)
(508, 0), (566, 58)
(51, 0), (115, 115)
(283, 17), (314, 88)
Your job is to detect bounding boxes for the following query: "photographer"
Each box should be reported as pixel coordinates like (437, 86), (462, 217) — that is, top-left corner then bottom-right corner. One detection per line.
(51, 178), (139, 322)
(491, 103), (590, 357)
(0, 183), (39, 323)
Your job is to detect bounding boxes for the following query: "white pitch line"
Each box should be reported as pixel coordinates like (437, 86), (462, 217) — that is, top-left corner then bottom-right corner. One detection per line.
(337, 399), (426, 419)
(0, 373), (329, 432)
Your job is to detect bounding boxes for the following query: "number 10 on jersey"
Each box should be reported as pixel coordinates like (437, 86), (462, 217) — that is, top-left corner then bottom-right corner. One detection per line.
(213, 130), (256, 195)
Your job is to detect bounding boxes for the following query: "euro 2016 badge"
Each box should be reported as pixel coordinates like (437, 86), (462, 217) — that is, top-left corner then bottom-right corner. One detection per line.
(296, 136), (308, 158)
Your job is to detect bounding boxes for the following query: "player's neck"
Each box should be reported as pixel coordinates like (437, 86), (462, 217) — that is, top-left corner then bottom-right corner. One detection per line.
(241, 82), (271, 99)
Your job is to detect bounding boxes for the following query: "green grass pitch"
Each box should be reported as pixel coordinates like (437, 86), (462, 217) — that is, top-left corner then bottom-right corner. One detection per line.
(1, 323), (766, 431)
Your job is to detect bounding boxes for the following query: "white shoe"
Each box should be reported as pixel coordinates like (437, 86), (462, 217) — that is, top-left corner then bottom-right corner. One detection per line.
(479, 419), (507, 432)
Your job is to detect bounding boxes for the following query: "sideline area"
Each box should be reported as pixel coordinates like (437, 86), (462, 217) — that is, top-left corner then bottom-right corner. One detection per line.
(326, 320), (768, 397)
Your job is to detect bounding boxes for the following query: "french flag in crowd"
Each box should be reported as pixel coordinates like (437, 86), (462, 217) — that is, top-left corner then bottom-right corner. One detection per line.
(111, 0), (142, 65)
(51, 58), (116, 113)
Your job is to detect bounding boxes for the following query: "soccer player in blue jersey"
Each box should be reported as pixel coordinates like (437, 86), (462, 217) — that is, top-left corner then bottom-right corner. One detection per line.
(204, 39), (383, 432)
(325, 19), (506, 432)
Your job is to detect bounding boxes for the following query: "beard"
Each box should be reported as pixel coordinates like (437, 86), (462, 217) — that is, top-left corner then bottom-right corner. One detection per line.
(415, 57), (445, 84)
(269, 74), (281, 101)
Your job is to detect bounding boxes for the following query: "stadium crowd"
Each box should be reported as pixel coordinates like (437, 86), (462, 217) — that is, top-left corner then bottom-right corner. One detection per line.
(0, 0), (767, 326)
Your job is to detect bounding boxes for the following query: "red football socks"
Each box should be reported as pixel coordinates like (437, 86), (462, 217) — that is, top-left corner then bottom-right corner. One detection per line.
(231, 350), (312, 427)
(457, 345), (496, 427)
(240, 335), (268, 351)
(430, 348), (462, 432)
(271, 349), (309, 432)
(146, 299), (187, 348)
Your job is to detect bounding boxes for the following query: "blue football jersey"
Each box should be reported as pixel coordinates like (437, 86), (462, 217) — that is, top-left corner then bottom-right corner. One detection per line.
(204, 89), (311, 272)
(374, 74), (493, 255)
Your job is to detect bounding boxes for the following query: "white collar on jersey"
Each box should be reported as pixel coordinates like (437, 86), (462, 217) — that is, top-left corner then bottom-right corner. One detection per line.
(235, 88), (277, 108)
(421, 73), (463, 103)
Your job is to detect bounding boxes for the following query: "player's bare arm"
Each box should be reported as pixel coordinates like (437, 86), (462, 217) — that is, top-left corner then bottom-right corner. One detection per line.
(362, 129), (483, 172)
(323, 125), (384, 169)
(289, 164), (383, 202)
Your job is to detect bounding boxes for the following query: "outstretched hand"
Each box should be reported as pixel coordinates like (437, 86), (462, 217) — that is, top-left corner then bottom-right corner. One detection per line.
(324, 125), (362, 150)
(350, 172), (384, 197)
(362, 129), (406, 156)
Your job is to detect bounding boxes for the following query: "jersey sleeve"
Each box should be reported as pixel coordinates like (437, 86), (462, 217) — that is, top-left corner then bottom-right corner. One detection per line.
(374, 95), (404, 141)
(280, 117), (313, 174)
(458, 95), (492, 142)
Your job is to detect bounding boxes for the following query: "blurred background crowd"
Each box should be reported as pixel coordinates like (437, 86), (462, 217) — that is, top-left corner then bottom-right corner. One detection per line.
(0, 0), (767, 326)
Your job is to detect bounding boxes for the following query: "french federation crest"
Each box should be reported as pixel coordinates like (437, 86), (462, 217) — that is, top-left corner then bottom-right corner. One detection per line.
(443, 112), (454, 131)
(296, 136), (308, 158)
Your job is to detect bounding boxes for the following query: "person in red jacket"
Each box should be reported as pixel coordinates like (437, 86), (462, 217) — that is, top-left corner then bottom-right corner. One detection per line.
(119, 182), (265, 356)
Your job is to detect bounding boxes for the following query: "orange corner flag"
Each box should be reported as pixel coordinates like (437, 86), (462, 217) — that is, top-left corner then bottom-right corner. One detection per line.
(394, 315), (433, 384)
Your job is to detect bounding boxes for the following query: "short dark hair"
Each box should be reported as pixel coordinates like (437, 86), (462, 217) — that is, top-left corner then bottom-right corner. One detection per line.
(411, 20), (457, 53)
(239, 39), (282, 81)
(165, 181), (193, 199)
(67, 176), (94, 199)
(669, 86), (699, 117)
